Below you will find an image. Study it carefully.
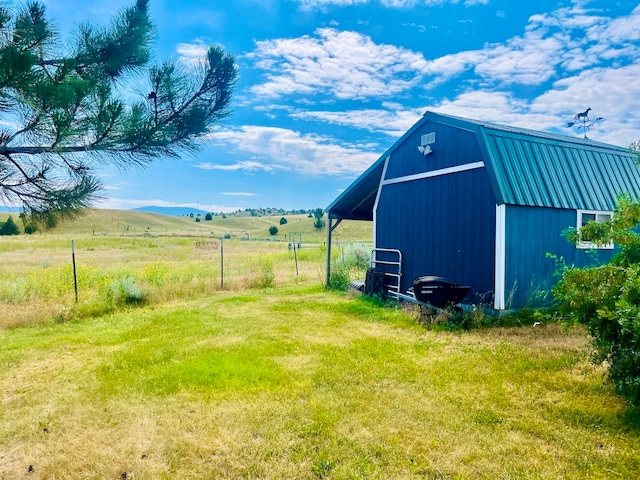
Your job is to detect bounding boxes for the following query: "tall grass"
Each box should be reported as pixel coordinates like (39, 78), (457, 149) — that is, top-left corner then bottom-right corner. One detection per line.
(0, 235), (350, 328)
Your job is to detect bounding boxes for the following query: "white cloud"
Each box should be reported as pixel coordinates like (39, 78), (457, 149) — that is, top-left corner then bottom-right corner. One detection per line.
(101, 180), (133, 192)
(426, 3), (639, 86)
(242, 1), (640, 160)
(531, 62), (640, 146)
(425, 60), (640, 147)
(248, 28), (427, 100)
(421, 50), (483, 80)
(291, 105), (423, 137)
(584, 4), (640, 44)
(294, 0), (489, 8)
(473, 33), (568, 85)
(206, 126), (379, 176)
(195, 161), (275, 173)
(429, 91), (558, 130)
(176, 40), (209, 66)
(248, 2), (640, 105)
(296, 0), (368, 10)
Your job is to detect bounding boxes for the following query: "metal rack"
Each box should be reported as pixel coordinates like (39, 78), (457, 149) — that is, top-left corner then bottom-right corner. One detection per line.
(370, 248), (402, 296)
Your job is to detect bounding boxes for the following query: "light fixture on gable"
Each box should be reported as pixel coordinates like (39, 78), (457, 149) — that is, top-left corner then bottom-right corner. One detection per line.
(418, 132), (435, 156)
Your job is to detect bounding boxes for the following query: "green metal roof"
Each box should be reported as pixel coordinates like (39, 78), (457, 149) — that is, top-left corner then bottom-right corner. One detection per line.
(474, 118), (640, 211)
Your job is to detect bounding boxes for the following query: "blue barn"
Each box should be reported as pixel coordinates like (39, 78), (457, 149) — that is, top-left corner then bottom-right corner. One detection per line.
(326, 111), (640, 310)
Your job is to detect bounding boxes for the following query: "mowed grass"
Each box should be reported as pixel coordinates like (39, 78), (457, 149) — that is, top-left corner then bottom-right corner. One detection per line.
(1, 286), (639, 479)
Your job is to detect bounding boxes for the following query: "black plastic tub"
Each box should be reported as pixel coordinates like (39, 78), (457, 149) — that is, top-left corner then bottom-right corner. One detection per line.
(411, 276), (470, 308)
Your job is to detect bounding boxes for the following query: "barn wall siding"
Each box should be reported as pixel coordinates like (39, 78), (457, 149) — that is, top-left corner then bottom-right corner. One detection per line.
(375, 167), (497, 302)
(504, 205), (617, 308)
(385, 121), (483, 179)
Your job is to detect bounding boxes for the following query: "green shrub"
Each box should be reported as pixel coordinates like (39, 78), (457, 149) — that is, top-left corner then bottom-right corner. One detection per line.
(109, 276), (146, 306)
(258, 257), (275, 288)
(343, 245), (369, 270)
(328, 262), (350, 291)
(328, 245), (370, 291)
(0, 216), (20, 235)
(553, 194), (640, 408)
(554, 264), (640, 406)
(269, 225), (278, 236)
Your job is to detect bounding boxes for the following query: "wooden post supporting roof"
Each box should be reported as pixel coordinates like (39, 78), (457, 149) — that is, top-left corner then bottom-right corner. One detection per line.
(325, 215), (342, 287)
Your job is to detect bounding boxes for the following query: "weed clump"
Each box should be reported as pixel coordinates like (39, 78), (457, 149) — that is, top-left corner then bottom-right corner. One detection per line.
(328, 245), (369, 291)
(245, 256), (276, 289)
(259, 257), (275, 288)
(414, 303), (540, 331)
(109, 276), (146, 306)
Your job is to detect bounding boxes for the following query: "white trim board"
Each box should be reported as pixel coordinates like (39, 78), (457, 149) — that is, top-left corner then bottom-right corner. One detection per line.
(372, 156), (390, 250)
(494, 204), (506, 310)
(381, 161), (485, 186)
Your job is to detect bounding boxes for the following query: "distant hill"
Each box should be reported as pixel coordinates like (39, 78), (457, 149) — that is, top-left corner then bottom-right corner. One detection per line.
(0, 206), (20, 214)
(132, 206), (210, 216)
(132, 206), (314, 218)
(6, 209), (372, 242)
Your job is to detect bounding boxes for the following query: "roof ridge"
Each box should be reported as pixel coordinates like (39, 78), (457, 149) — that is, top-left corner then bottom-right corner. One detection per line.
(424, 111), (630, 153)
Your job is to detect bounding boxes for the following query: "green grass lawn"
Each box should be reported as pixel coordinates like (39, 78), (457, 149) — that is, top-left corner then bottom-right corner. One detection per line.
(1, 286), (638, 479)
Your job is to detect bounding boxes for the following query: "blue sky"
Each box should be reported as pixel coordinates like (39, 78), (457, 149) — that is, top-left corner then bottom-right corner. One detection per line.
(43, 0), (640, 212)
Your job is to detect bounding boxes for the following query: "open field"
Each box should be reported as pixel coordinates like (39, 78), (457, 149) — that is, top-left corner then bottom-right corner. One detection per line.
(0, 210), (373, 243)
(0, 209), (372, 329)
(1, 209), (639, 478)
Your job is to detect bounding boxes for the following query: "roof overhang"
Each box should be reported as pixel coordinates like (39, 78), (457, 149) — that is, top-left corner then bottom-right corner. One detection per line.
(326, 159), (385, 221)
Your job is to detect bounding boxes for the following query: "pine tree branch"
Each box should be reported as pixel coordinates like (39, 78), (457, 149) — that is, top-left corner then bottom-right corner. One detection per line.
(3, 114), (41, 145)
(0, 0), (235, 220)
(123, 49), (235, 154)
(2, 152), (48, 190)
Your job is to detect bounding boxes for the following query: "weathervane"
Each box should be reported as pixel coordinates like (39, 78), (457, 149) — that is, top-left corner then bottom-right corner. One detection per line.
(565, 107), (604, 139)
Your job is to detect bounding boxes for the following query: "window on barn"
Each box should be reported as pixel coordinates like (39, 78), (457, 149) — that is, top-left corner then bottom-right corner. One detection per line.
(576, 210), (613, 249)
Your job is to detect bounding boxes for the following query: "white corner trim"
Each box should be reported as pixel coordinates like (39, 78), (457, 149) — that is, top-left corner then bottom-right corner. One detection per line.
(494, 204), (506, 310)
(381, 161), (485, 186)
(372, 156), (390, 249)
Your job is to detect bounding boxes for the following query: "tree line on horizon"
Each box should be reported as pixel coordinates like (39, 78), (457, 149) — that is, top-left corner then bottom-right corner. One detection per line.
(184, 207), (323, 219)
